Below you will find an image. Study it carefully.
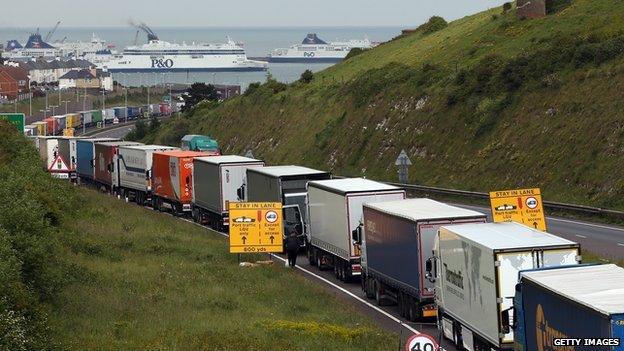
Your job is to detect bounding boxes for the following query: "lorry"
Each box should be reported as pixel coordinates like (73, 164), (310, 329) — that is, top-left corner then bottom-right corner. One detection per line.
(191, 155), (265, 231)
(43, 117), (60, 135)
(103, 108), (115, 124)
(360, 198), (487, 321)
(32, 121), (47, 136)
(37, 136), (61, 169)
(152, 150), (212, 215)
(76, 138), (120, 182)
(428, 222), (581, 351)
(246, 165), (331, 248)
(117, 144), (177, 205)
(58, 136), (86, 178)
(65, 113), (81, 129)
(93, 141), (143, 191)
(180, 135), (220, 153)
(80, 111), (93, 127)
(52, 115), (67, 132)
(306, 178), (406, 281)
(91, 109), (103, 126)
(513, 264), (624, 351)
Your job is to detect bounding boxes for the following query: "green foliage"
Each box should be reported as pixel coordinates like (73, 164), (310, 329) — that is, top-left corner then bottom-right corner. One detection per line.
(299, 69), (314, 84)
(344, 47), (369, 60)
(245, 82), (262, 96)
(182, 83), (219, 113)
(416, 16), (448, 35)
(149, 116), (160, 131)
(126, 118), (148, 141)
(502, 2), (513, 13)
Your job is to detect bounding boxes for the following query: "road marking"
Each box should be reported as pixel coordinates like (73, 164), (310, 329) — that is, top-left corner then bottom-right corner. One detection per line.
(575, 234), (587, 239)
(548, 217), (624, 232)
(618, 243), (624, 247)
(178, 217), (422, 336)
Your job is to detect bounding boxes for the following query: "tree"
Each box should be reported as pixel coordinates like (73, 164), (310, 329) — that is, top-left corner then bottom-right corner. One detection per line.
(181, 83), (218, 112)
(127, 118), (148, 140)
(299, 69), (314, 84)
(149, 116), (160, 132)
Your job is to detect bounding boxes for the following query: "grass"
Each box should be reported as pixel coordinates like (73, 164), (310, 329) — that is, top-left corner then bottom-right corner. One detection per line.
(51, 189), (394, 350)
(147, 0), (624, 211)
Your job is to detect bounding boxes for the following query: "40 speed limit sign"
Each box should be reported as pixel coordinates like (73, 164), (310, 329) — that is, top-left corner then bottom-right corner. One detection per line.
(405, 333), (439, 351)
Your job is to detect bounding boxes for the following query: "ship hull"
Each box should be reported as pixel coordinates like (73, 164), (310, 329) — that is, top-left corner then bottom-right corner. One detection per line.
(105, 66), (267, 72)
(268, 57), (344, 63)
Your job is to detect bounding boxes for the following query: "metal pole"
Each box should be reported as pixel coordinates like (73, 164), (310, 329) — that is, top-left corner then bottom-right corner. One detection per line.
(169, 83), (172, 116)
(29, 92), (32, 116)
(14, 99), (17, 113)
(45, 90), (48, 111)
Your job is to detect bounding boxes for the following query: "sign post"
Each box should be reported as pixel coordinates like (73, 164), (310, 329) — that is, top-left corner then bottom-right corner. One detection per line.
(229, 202), (284, 254)
(0, 113), (25, 133)
(405, 333), (439, 351)
(395, 150), (412, 184)
(489, 188), (547, 231)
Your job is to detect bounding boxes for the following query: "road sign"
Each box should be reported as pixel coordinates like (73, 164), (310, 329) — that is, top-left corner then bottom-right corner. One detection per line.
(0, 113), (25, 133)
(48, 154), (70, 176)
(405, 333), (439, 351)
(395, 149), (412, 183)
(489, 188), (546, 231)
(229, 202), (284, 253)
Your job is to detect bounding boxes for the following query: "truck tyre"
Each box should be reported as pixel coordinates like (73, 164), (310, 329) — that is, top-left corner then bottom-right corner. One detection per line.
(334, 261), (340, 279)
(453, 322), (463, 349)
(398, 292), (405, 317)
(308, 247), (316, 266)
(365, 278), (375, 299)
(375, 281), (385, 306)
(316, 254), (324, 270)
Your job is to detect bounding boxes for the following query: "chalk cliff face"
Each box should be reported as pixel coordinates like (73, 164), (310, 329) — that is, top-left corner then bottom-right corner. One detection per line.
(147, 0), (624, 209)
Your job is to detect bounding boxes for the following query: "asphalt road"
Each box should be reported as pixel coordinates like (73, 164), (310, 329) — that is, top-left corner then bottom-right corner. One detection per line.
(453, 203), (624, 260)
(89, 124), (136, 139)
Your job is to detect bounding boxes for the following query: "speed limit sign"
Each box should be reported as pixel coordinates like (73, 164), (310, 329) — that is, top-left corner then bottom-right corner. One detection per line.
(405, 333), (439, 351)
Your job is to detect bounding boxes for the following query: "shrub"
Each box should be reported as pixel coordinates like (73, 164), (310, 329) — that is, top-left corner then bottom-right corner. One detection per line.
(299, 69), (314, 84)
(344, 47), (368, 60)
(416, 16), (448, 35)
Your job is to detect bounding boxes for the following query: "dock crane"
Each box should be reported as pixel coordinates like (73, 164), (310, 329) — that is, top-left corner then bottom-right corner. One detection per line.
(45, 21), (61, 42)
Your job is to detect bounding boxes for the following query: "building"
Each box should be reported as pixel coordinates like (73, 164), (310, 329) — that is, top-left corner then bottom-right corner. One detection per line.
(0, 65), (29, 101)
(16, 59), (93, 85)
(214, 84), (241, 100)
(59, 68), (113, 91)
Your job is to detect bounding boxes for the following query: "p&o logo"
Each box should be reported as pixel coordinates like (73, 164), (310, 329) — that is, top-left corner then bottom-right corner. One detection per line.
(151, 58), (174, 68)
(303, 52), (315, 58)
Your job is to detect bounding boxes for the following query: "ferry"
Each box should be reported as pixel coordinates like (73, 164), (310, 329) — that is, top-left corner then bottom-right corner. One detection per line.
(4, 32), (61, 60)
(268, 33), (375, 63)
(98, 24), (267, 72)
(55, 34), (116, 60)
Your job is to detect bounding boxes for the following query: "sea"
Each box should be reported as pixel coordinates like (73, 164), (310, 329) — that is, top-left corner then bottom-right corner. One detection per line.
(0, 26), (403, 90)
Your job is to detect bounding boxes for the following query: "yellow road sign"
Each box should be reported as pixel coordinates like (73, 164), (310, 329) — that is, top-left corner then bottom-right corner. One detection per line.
(489, 188), (547, 231)
(229, 202), (284, 253)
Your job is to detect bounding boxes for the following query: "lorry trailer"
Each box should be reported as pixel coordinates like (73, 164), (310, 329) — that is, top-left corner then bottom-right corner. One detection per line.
(429, 222), (581, 351)
(57, 137), (86, 177)
(514, 264), (624, 351)
(191, 155), (265, 231)
(117, 144), (177, 205)
(152, 150), (212, 215)
(306, 178), (406, 282)
(75, 138), (121, 182)
(93, 141), (143, 191)
(37, 136), (60, 170)
(246, 165), (331, 247)
(360, 198), (487, 321)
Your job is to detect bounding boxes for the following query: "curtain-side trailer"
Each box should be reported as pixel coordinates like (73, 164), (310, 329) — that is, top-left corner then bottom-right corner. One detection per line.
(75, 138), (120, 182)
(191, 155), (264, 231)
(429, 222), (580, 351)
(306, 178), (406, 282)
(514, 264), (624, 351)
(360, 198), (487, 321)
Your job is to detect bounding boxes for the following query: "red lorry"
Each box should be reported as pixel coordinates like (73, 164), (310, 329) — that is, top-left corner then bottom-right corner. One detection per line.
(151, 150), (211, 214)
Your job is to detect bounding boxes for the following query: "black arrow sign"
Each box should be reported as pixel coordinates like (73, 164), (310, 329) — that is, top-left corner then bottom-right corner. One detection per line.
(241, 236), (247, 244)
(533, 222), (538, 229)
(269, 235), (274, 244)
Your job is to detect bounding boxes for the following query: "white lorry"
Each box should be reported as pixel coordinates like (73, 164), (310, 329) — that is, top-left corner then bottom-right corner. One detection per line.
(427, 222), (580, 351)
(306, 178), (406, 282)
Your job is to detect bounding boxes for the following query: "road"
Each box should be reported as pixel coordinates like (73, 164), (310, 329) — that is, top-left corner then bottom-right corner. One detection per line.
(89, 124), (136, 138)
(453, 203), (624, 259)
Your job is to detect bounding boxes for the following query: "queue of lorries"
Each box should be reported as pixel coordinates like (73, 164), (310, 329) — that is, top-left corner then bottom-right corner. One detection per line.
(23, 103), (173, 137)
(28, 132), (624, 351)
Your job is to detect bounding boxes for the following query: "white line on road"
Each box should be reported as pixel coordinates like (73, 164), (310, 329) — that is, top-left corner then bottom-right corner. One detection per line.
(548, 217), (624, 232)
(575, 234), (587, 239)
(618, 243), (624, 247)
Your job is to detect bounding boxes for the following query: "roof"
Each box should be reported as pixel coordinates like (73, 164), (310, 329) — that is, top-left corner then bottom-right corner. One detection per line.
(0, 65), (28, 81)
(194, 155), (262, 164)
(154, 150), (213, 158)
(119, 144), (177, 151)
(308, 178), (402, 195)
(364, 198), (485, 222)
(440, 222), (577, 250)
(521, 264), (624, 315)
(248, 165), (328, 178)
(59, 69), (95, 80)
(96, 141), (142, 147)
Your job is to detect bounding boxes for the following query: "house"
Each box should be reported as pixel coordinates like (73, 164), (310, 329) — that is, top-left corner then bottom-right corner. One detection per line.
(0, 65), (29, 100)
(16, 59), (93, 85)
(59, 68), (113, 91)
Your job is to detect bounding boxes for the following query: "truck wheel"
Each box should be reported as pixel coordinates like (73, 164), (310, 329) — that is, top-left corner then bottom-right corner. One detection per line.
(407, 297), (419, 322)
(453, 323), (463, 349)
(375, 281), (385, 306)
(334, 262), (340, 279)
(398, 293), (405, 317)
(343, 264), (351, 283)
(316, 254), (324, 270)
(308, 247), (316, 266)
(365, 277), (375, 299)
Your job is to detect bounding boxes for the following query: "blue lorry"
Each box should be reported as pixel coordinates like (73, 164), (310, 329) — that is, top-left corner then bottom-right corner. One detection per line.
(513, 264), (624, 351)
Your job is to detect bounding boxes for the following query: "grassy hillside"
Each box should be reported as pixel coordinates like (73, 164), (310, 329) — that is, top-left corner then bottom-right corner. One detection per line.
(0, 124), (394, 350)
(146, 0), (624, 209)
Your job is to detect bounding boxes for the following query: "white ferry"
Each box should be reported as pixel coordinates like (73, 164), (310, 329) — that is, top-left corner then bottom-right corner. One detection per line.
(268, 33), (375, 63)
(98, 24), (267, 72)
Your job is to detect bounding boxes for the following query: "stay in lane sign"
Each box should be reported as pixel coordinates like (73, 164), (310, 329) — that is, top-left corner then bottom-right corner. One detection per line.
(228, 202), (284, 253)
(489, 188), (547, 231)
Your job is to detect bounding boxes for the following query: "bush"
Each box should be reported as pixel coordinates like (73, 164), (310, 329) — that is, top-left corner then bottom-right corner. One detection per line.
(299, 69), (314, 84)
(502, 2), (513, 13)
(245, 82), (261, 96)
(344, 47), (368, 60)
(416, 16), (448, 35)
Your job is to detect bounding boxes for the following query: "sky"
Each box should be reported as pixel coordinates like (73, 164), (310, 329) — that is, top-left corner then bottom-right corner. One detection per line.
(0, 0), (507, 28)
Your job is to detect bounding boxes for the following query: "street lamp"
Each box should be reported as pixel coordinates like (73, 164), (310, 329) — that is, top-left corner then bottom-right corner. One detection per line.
(62, 100), (70, 114)
(50, 105), (58, 116)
